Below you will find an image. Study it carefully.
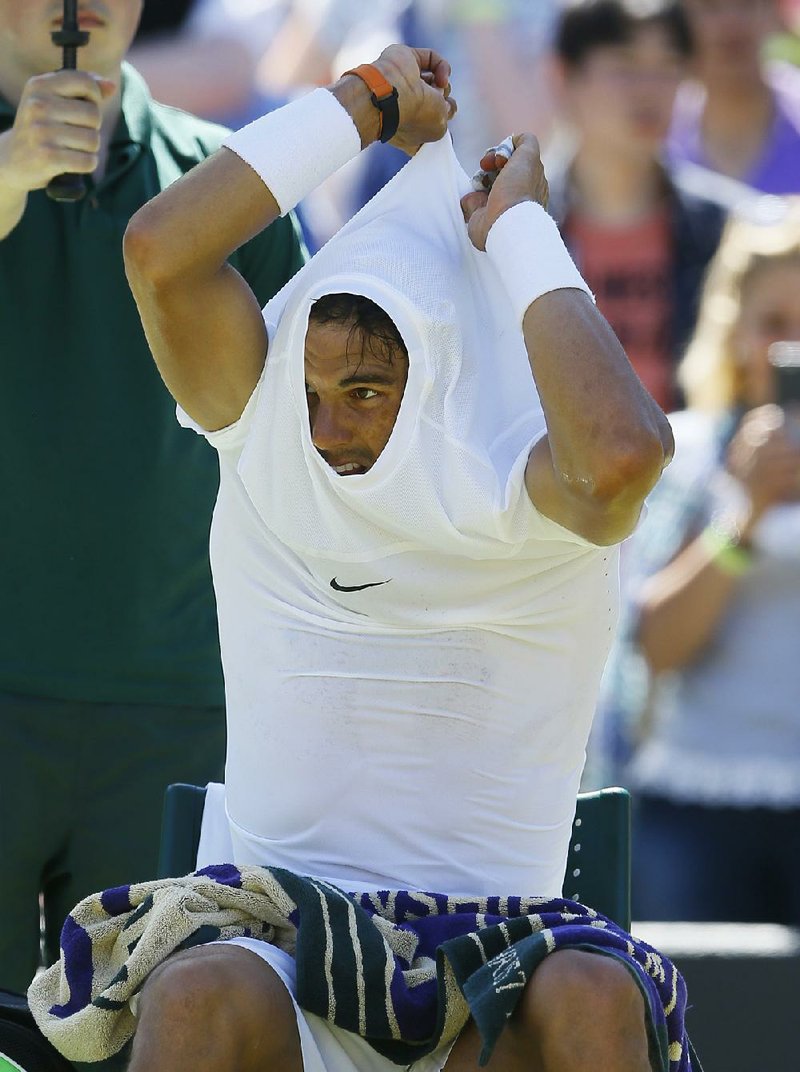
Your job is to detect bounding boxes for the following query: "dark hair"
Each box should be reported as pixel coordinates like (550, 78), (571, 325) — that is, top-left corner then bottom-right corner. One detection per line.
(308, 293), (408, 366)
(555, 0), (693, 67)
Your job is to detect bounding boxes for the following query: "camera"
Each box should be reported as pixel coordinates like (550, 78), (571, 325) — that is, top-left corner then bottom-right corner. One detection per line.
(768, 341), (800, 407)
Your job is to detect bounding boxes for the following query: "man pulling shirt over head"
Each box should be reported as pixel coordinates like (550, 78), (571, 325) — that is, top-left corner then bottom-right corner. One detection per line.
(111, 42), (682, 1072)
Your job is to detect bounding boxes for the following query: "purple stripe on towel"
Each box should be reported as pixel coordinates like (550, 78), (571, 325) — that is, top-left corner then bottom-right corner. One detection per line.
(100, 885), (133, 915)
(195, 863), (243, 888)
(50, 915), (93, 1019)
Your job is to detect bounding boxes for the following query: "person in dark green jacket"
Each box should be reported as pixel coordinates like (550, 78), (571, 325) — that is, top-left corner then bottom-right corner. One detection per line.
(0, 0), (305, 994)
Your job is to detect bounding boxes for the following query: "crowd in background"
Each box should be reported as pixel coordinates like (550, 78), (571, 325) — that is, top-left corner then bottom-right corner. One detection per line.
(124, 0), (800, 928)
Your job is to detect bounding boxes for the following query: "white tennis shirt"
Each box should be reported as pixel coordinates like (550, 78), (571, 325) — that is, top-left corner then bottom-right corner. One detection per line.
(180, 137), (620, 898)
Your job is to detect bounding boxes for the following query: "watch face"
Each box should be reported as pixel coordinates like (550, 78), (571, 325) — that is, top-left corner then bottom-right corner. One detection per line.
(378, 88), (400, 143)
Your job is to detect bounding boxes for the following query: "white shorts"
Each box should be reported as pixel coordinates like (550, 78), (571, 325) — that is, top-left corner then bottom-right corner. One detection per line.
(224, 937), (455, 1072)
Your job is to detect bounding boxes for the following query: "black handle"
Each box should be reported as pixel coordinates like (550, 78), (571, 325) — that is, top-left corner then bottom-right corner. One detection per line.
(46, 1), (90, 203)
(46, 171), (87, 203)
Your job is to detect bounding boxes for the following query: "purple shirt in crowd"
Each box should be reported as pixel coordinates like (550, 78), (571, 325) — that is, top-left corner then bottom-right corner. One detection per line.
(667, 61), (800, 195)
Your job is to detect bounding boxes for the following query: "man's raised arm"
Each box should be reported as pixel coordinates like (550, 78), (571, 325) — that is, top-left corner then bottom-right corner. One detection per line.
(123, 45), (455, 432)
(462, 135), (674, 546)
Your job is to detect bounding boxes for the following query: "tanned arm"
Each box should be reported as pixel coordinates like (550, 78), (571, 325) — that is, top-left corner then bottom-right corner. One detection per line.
(462, 135), (673, 545)
(520, 288), (673, 545)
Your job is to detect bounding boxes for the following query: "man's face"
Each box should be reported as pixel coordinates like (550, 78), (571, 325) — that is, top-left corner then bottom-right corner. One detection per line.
(304, 318), (409, 476)
(563, 25), (686, 156)
(681, 0), (777, 78)
(0, 1), (143, 86)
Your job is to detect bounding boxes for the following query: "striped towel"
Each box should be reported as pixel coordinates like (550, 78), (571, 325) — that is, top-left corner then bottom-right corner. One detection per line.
(28, 864), (698, 1070)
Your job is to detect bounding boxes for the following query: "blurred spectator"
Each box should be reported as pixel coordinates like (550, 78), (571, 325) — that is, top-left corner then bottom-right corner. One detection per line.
(611, 203), (800, 923)
(255, 0), (406, 97)
(669, 0), (800, 195)
(130, 1), (405, 127)
(548, 0), (725, 413)
(129, 0), (260, 123)
(413, 1), (563, 173)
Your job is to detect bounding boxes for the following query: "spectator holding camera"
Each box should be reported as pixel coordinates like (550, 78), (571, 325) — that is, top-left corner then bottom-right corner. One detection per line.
(615, 202), (800, 923)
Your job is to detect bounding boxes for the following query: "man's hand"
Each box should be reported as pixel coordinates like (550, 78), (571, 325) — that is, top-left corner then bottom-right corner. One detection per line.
(460, 134), (548, 252)
(0, 70), (115, 195)
(372, 45), (456, 155)
(727, 404), (800, 530)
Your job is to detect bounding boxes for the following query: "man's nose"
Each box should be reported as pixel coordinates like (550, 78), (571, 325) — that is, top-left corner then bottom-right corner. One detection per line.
(311, 402), (351, 451)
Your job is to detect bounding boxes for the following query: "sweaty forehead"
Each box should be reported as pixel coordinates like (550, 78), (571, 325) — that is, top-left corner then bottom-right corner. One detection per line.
(303, 319), (407, 383)
(304, 317), (357, 351)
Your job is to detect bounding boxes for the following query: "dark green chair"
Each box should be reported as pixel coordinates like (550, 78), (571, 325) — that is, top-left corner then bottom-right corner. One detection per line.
(158, 783), (631, 929)
(563, 787), (631, 929)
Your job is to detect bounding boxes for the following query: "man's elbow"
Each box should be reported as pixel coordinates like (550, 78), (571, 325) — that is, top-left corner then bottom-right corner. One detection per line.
(123, 204), (179, 293)
(570, 426), (671, 544)
(585, 419), (672, 505)
(123, 209), (157, 288)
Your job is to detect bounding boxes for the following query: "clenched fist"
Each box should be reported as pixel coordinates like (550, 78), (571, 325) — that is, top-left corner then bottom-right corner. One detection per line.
(0, 69), (116, 195)
(460, 134), (549, 252)
(372, 45), (457, 155)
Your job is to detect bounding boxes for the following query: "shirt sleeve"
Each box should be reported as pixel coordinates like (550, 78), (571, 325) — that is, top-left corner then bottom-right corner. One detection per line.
(494, 427), (611, 552)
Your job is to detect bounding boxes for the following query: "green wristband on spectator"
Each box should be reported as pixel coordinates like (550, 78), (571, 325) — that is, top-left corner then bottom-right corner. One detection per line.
(700, 524), (754, 576)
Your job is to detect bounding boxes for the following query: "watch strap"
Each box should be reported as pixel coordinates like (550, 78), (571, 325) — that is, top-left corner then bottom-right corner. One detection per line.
(343, 64), (400, 143)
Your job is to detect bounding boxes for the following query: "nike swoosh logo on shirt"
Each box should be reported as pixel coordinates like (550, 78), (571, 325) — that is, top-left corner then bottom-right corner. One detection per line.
(330, 577), (391, 593)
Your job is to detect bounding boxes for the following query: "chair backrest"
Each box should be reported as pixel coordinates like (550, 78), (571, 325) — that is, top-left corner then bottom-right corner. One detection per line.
(566, 787), (631, 930)
(158, 783), (631, 929)
(158, 782), (207, 881)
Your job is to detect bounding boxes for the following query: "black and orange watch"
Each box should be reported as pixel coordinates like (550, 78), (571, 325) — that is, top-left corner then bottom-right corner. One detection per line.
(343, 64), (400, 144)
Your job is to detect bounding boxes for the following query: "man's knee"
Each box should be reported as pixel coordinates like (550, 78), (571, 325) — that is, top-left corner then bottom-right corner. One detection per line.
(520, 949), (646, 1037)
(139, 946), (227, 1025)
(136, 944), (299, 1062)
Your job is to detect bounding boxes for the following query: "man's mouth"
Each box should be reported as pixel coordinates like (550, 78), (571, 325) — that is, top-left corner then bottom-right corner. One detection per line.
(53, 7), (105, 30)
(332, 462), (367, 475)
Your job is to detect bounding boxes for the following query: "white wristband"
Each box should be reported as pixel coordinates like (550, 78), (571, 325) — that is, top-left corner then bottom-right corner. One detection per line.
(222, 87), (362, 216)
(484, 200), (594, 327)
